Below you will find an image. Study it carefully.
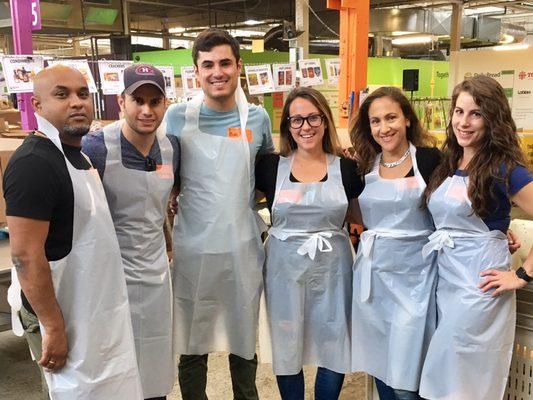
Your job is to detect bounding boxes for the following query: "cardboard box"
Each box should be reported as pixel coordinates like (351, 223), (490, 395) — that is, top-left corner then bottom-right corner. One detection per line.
(0, 109), (21, 126)
(0, 138), (24, 224)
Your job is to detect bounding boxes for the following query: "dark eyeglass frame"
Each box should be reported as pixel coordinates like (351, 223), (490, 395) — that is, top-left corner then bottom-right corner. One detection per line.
(287, 114), (325, 129)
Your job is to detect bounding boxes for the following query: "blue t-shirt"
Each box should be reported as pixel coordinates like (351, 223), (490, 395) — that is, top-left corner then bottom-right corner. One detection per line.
(164, 102), (274, 157)
(455, 165), (533, 232)
(81, 130), (181, 187)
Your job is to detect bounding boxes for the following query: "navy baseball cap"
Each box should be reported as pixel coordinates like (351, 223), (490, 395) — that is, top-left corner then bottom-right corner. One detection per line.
(123, 64), (165, 95)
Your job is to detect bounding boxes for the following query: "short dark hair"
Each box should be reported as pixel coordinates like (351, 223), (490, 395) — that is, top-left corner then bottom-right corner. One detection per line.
(192, 28), (240, 66)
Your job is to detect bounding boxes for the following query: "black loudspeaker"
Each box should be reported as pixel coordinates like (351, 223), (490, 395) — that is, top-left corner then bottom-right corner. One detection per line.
(403, 69), (419, 91)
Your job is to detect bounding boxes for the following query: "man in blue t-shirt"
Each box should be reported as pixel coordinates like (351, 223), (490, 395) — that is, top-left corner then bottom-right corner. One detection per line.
(165, 29), (273, 400)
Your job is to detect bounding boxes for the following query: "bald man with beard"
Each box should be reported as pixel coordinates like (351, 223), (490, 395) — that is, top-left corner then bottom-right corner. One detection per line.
(4, 65), (143, 400)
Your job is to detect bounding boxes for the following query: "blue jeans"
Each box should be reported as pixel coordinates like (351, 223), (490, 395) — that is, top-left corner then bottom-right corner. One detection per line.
(375, 378), (422, 400)
(276, 367), (345, 400)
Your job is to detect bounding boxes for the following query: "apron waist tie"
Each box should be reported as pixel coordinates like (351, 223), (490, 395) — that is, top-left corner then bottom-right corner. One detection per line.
(268, 228), (337, 260)
(358, 229), (433, 303)
(421, 229), (506, 259)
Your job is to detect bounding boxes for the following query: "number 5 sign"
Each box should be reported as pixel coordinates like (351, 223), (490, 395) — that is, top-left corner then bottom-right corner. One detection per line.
(31, 0), (41, 31)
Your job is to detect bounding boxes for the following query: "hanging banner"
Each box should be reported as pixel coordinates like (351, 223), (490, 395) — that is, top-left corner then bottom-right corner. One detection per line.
(325, 58), (341, 85)
(181, 66), (201, 97)
(97, 60), (133, 95)
(245, 64), (275, 95)
(47, 59), (97, 93)
(1, 55), (44, 94)
(512, 70), (533, 130)
(299, 59), (323, 87)
(272, 63), (296, 92)
(155, 65), (176, 99)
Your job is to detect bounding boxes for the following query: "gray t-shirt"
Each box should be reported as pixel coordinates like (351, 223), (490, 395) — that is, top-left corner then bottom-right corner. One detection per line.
(164, 102), (275, 157)
(81, 129), (180, 187)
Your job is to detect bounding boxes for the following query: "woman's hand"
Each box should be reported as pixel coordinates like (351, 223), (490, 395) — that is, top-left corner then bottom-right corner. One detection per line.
(507, 229), (521, 254)
(479, 269), (527, 297)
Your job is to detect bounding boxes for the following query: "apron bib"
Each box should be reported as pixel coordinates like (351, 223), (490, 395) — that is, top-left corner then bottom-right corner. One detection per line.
(264, 154), (353, 375)
(102, 120), (174, 398)
(419, 174), (515, 400)
(351, 143), (437, 391)
(172, 87), (264, 359)
(8, 114), (143, 400)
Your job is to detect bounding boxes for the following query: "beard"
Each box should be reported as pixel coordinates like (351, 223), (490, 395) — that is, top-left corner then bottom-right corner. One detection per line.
(62, 124), (91, 137)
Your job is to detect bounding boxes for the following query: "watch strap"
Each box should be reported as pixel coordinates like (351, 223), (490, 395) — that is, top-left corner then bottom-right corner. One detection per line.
(516, 267), (532, 283)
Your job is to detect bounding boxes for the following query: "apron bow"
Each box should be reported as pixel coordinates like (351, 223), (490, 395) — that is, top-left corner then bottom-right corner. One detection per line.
(297, 232), (333, 260)
(422, 230), (455, 259)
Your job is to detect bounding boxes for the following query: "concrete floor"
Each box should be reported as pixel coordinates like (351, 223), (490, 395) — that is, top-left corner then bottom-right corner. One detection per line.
(0, 330), (368, 400)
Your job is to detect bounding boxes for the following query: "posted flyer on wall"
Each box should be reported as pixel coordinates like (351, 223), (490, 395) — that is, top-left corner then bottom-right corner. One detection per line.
(245, 64), (275, 95)
(181, 66), (201, 97)
(298, 59), (323, 87)
(97, 60), (133, 94)
(272, 63), (296, 92)
(155, 65), (176, 99)
(325, 58), (341, 85)
(47, 59), (98, 93)
(1, 55), (44, 93)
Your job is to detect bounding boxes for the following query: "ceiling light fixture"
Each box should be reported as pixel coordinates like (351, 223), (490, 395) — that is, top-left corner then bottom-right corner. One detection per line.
(391, 35), (434, 45)
(493, 43), (529, 51)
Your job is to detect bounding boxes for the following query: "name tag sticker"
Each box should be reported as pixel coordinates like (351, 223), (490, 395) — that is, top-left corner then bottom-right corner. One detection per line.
(276, 189), (302, 204)
(156, 164), (173, 180)
(395, 176), (421, 190)
(228, 127), (252, 142)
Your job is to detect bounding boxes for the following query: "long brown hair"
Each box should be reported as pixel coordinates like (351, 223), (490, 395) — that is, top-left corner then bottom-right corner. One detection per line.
(423, 75), (527, 216)
(279, 87), (341, 156)
(349, 86), (436, 174)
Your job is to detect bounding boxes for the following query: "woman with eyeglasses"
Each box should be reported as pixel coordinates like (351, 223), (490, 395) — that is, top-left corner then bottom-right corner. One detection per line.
(255, 87), (362, 399)
(349, 87), (441, 400)
(419, 76), (533, 400)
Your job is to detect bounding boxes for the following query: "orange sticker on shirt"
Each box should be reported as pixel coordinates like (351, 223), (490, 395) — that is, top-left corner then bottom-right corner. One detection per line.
(228, 127), (253, 142)
(156, 164), (173, 180)
(276, 189), (303, 204)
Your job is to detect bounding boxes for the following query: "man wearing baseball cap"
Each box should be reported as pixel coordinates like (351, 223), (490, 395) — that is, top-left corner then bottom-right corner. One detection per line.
(82, 64), (180, 400)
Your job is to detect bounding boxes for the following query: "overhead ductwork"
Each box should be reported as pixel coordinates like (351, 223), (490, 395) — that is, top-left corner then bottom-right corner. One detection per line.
(369, 8), (526, 44)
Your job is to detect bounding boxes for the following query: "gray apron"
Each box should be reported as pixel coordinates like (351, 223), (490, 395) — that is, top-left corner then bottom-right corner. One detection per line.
(172, 87), (264, 359)
(351, 143), (437, 391)
(266, 154), (353, 375)
(28, 114), (142, 399)
(102, 120), (175, 398)
(420, 173), (515, 400)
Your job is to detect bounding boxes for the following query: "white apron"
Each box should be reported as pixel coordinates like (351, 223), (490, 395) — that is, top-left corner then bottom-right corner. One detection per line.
(419, 173), (515, 400)
(8, 114), (143, 400)
(351, 144), (437, 391)
(102, 120), (175, 398)
(264, 154), (353, 375)
(172, 87), (264, 359)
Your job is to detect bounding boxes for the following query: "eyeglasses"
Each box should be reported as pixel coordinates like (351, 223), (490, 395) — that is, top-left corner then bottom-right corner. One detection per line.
(287, 114), (325, 129)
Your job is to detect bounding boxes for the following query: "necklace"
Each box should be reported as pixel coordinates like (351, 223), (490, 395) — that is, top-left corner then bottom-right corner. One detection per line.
(380, 148), (410, 168)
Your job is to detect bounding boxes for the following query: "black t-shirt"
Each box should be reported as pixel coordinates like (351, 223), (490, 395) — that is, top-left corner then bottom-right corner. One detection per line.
(3, 133), (91, 313)
(255, 154), (364, 212)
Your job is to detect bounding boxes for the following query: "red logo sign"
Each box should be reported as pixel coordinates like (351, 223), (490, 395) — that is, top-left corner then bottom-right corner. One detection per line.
(136, 66), (154, 75)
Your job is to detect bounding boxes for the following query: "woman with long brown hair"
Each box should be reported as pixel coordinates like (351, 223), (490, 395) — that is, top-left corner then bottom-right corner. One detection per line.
(349, 86), (441, 400)
(255, 87), (362, 399)
(419, 75), (533, 400)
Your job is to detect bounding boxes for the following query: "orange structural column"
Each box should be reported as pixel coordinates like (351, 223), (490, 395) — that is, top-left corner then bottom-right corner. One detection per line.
(328, 0), (369, 128)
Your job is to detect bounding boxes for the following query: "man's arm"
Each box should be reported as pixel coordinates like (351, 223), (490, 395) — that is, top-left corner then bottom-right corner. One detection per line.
(9, 215), (68, 372)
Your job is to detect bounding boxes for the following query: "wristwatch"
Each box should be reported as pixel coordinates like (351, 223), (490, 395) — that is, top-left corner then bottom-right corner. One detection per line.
(516, 267), (533, 283)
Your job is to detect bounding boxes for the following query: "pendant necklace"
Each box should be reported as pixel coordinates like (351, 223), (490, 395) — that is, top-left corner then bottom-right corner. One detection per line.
(380, 148), (410, 168)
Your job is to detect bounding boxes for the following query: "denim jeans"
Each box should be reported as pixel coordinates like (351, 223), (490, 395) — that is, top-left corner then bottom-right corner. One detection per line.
(375, 378), (423, 400)
(178, 353), (258, 400)
(276, 367), (345, 400)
